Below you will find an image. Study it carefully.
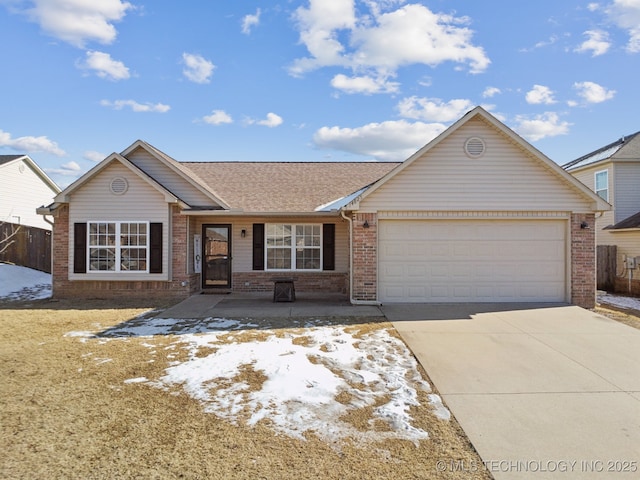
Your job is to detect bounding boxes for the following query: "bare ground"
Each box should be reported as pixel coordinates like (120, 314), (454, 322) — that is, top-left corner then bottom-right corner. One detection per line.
(0, 298), (491, 480)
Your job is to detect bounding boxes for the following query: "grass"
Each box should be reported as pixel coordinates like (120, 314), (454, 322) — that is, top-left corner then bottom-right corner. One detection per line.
(0, 298), (491, 480)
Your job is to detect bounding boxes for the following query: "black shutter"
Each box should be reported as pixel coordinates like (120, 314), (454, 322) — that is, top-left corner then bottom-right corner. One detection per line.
(252, 223), (265, 270)
(322, 223), (335, 271)
(73, 223), (87, 273)
(149, 223), (163, 273)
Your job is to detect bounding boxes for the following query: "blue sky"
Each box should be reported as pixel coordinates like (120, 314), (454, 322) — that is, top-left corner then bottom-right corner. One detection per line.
(1, 0), (639, 187)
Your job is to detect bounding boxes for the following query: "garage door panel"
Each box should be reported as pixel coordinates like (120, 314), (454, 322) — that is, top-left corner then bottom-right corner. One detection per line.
(379, 219), (566, 303)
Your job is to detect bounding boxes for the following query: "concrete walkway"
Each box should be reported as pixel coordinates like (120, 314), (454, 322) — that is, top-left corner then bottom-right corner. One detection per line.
(388, 304), (640, 479)
(157, 292), (384, 319)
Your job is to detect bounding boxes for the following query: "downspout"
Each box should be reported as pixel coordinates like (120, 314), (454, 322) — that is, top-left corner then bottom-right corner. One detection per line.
(340, 209), (380, 306)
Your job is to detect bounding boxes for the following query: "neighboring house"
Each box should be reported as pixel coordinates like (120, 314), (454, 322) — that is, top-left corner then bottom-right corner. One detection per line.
(563, 131), (640, 294)
(0, 154), (61, 230)
(39, 107), (609, 308)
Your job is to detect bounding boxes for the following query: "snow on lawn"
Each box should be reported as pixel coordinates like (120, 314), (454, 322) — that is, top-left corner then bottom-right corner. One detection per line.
(598, 292), (640, 311)
(71, 317), (450, 446)
(0, 263), (51, 300)
(147, 326), (447, 445)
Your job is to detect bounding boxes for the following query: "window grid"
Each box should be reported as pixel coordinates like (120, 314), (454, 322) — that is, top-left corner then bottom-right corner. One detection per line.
(88, 222), (149, 272)
(266, 224), (322, 271)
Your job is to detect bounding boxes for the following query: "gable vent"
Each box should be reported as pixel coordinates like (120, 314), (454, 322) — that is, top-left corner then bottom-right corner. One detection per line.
(464, 137), (486, 158)
(110, 177), (128, 195)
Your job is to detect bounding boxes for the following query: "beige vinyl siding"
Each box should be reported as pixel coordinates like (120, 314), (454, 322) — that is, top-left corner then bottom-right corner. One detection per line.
(359, 117), (591, 212)
(193, 216), (349, 273)
(607, 231), (640, 260)
(0, 159), (57, 229)
(68, 162), (171, 281)
(613, 162), (640, 223)
(569, 163), (614, 242)
(127, 147), (216, 207)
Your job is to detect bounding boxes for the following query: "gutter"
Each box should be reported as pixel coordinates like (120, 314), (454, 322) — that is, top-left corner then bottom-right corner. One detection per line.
(36, 205), (55, 227)
(340, 209), (381, 306)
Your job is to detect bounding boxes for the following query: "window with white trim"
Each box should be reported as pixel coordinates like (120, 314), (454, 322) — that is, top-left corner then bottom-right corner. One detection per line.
(595, 170), (608, 201)
(266, 224), (321, 270)
(88, 222), (148, 272)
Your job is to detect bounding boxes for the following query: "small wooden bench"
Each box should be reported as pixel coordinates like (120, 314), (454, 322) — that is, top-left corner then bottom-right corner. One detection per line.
(272, 278), (295, 302)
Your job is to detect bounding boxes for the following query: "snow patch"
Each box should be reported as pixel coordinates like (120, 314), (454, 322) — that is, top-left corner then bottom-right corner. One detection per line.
(598, 292), (640, 311)
(150, 326), (443, 445)
(0, 263), (51, 300)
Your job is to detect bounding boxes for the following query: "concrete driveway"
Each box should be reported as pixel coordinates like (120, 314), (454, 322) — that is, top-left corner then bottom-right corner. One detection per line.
(386, 304), (640, 479)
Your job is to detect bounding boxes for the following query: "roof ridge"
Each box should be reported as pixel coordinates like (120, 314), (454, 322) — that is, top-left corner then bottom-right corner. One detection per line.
(562, 130), (640, 169)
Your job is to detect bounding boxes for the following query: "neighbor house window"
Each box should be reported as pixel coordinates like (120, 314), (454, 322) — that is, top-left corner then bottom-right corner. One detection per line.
(595, 170), (608, 201)
(88, 222), (148, 272)
(266, 224), (321, 270)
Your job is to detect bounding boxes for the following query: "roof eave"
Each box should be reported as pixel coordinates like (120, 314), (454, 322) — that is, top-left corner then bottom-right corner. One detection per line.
(55, 153), (182, 205)
(180, 209), (341, 217)
(122, 140), (232, 210)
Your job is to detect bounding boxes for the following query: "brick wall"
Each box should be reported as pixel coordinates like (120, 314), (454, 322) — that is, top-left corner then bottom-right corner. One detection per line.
(51, 204), (69, 298)
(231, 272), (348, 293)
(49, 204), (197, 301)
(571, 213), (596, 308)
(351, 213), (377, 302)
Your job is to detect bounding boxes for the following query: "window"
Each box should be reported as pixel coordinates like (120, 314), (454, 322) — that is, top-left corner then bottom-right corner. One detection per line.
(595, 170), (608, 201)
(88, 222), (148, 272)
(266, 224), (321, 270)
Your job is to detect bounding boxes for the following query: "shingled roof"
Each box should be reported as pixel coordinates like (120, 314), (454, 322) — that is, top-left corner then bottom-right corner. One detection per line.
(182, 161), (400, 212)
(563, 131), (640, 170)
(0, 154), (25, 166)
(604, 211), (640, 230)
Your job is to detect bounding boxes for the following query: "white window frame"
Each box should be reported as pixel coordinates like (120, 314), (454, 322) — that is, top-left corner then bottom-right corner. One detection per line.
(594, 169), (609, 202)
(265, 223), (323, 271)
(87, 221), (150, 273)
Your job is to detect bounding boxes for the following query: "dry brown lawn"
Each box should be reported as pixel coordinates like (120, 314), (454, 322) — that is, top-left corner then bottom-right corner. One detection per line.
(1, 298), (491, 480)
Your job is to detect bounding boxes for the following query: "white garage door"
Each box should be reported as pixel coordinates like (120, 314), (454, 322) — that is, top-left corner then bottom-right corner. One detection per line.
(379, 219), (567, 303)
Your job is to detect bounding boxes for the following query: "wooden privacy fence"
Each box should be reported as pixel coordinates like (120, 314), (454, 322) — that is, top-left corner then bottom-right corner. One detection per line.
(596, 244), (617, 291)
(0, 222), (52, 273)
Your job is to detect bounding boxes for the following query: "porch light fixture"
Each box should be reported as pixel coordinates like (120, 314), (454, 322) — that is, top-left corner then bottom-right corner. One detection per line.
(580, 222), (589, 229)
(363, 220), (370, 228)
(241, 229), (246, 237)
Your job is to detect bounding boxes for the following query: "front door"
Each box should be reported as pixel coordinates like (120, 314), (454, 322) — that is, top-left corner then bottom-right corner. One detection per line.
(202, 224), (231, 288)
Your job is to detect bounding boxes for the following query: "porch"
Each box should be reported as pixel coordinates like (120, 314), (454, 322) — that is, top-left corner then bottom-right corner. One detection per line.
(155, 292), (384, 321)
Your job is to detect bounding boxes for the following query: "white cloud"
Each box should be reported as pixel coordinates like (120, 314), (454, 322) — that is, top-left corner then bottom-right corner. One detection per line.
(83, 150), (106, 162)
(241, 8), (261, 34)
(525, 85), (556, 105)
(203, 110), (233, 125)
(573, 81), (616, 103)
(290, 1), (489, 80)
(78, 51), (130, 81)
(396, 97), (474, 122)
(100, 99), (170, 113)
(257, 112), (283, 128)
(513, 112), (571, 141)
(46, 160), (82, 177)
(575, 30), (611, 56)
(588, 3), (601, 12)
(16, 0), (132, 48)
(313, 120), (447, 161)
(605, 0), (640, 52)
(482, 86), (501, 98)
(182, 53), (215, 84)
(330, 74), (399, 94)
(0, 129), (65, 156)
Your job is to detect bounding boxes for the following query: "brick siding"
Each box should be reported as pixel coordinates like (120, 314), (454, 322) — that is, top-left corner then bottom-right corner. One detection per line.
(571, 213), (596, 308)
(351, 213), (377, 302)
(50, 204), (197, 300)
(231, 272), (348, 293)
